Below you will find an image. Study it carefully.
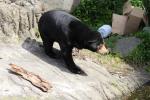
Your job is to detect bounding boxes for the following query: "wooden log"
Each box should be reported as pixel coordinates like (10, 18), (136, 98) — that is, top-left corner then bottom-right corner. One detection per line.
(9, 64), (52, 92)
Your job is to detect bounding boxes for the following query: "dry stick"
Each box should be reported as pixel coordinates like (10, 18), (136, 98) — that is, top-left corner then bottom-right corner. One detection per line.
(9, 64), (52, 92)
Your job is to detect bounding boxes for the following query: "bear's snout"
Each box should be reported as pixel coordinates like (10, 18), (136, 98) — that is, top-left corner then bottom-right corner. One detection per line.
(97, 44), (109, 54)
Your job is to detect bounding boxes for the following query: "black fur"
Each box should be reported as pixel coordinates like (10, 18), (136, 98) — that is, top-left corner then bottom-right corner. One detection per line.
(38, 10), (104, 74)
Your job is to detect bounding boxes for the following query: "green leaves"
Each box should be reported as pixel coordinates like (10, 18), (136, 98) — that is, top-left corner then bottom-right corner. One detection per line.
(142, 0), (150, 26)
(131, 0), (143, 7)
(126, 31), (150, 66)
(72, 0), (146, 28)
(72, 0), (126, 29)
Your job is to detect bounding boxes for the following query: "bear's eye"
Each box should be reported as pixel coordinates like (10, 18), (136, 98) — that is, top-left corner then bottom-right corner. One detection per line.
(88, 39), (98, 44)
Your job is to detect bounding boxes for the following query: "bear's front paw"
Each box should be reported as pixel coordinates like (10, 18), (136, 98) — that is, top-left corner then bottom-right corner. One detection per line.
(69, 66), (87, 75)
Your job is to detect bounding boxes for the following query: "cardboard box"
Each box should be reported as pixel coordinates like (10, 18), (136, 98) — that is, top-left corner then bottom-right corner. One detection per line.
(112, 7), (144, 35)
(112, 14), (128, 35)
(125, 7), (144, 34)
(123, 1), (133, 15)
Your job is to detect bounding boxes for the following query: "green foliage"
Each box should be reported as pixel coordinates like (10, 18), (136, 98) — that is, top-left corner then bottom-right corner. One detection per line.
(142, 0), (150, 26)
(126, 31), (150, 66)
(105, 34), (123, 49)
(131, 0), (143, 7)
(72, 0), (150, 67)
(127, 85), (150, 100)
(72, 0), (126, 29)
(142, 0), (150, 11)
(72, 0), (145, 29)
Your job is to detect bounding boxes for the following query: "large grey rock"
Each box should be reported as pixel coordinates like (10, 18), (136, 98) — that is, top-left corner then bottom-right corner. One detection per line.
(114, 37), (141, 57)
(0, 40), (149, 100)
(0, 2), (40, 42)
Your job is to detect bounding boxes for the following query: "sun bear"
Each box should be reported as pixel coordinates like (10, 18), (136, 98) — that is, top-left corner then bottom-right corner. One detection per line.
(38, 10), (109, 74)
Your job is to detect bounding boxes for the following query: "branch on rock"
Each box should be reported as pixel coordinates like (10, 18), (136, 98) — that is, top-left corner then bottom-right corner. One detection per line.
(9, 64), (52, 92)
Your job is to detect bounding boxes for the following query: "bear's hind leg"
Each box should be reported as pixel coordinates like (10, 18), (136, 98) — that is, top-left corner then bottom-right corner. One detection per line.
(43, 40), (58, 58)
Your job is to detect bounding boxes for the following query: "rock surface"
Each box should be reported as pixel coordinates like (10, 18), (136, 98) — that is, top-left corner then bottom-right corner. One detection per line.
(0, 39), (149, 100)
(0, 0), (80, 43)
(114, 37), (141, 57)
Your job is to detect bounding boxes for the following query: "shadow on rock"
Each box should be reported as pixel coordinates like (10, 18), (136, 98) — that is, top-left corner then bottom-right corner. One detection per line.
(21, 37), (87, 76)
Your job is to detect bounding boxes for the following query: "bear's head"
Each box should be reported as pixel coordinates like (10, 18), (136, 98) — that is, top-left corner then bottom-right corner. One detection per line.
(87, 31), (109, 54)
